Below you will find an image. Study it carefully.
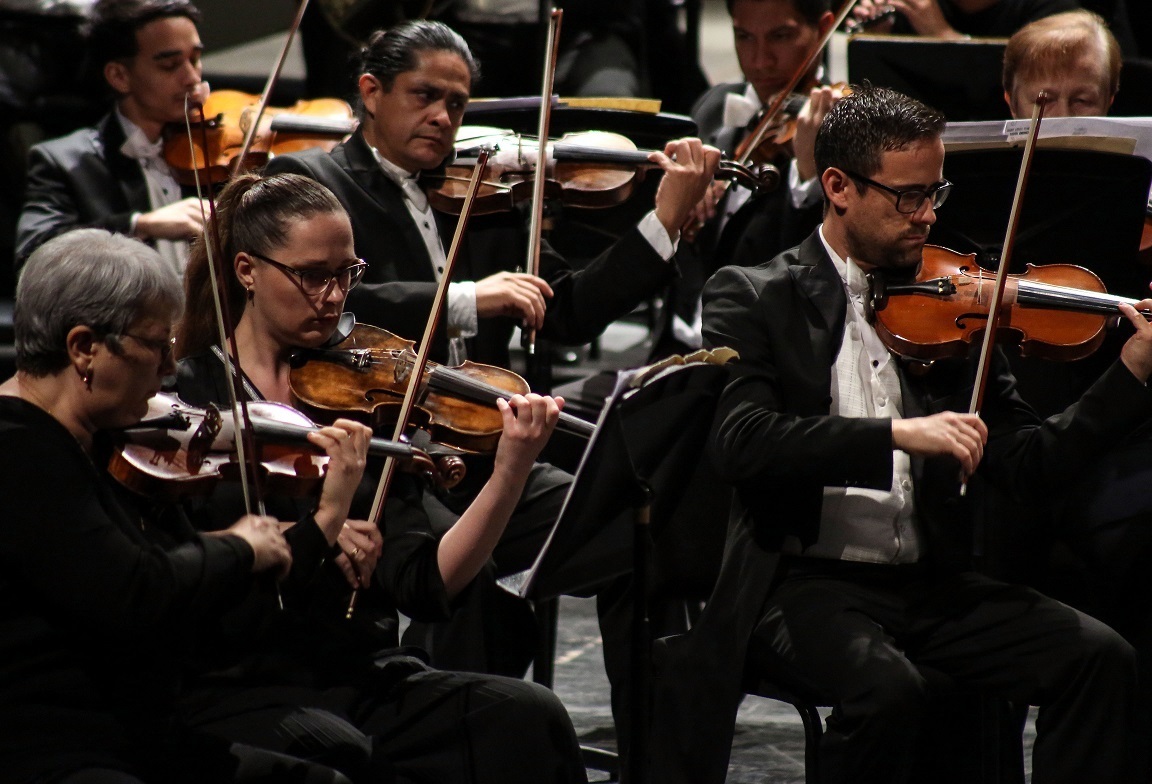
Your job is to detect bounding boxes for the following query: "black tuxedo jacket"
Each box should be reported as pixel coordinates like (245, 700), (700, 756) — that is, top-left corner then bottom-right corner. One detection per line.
(17, 113), (155, 266)
(264, 131), (676, 367)
(649, 231), (1152, 783)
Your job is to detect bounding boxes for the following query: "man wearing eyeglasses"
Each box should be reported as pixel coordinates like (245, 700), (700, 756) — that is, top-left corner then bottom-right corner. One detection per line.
(650, 85), (1152, 784)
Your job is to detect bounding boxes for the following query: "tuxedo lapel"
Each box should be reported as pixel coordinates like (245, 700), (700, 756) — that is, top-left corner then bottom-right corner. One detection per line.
(97, 115), (150, 215)
(789, 233), (847, 358)
(340, 133), (436, 283)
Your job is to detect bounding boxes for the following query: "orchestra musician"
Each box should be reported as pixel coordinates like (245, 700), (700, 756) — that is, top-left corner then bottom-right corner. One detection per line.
(261, 18), (719, 762)
(650, 85), (1152, 784)
(15, 0), (211, 271)
(0, 228), (358, 784)
(1002, 9), (1120, 119)
(1001, 10), (1152, 770)
(170, 172), (589, 784)
(656, 0), (837, 358)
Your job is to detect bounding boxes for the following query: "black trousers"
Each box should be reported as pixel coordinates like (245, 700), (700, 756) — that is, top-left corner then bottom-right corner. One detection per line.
(748, 560), (1141, 784)
(183, 665), (586, 784)
(51, 734), (352, 784)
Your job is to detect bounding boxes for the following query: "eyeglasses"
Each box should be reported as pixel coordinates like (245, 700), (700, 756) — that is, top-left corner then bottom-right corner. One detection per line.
(250, 253), (368, 297)
(843, 170), (953, 214)
(121, 333), (175, 363)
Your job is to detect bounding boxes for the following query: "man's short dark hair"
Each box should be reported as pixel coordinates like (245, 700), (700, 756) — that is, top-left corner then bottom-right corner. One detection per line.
(814, 85), (946, 183)
(87, 0), (200, 67)
(725, 0), (832, 26)
(357, 20), (480, 103)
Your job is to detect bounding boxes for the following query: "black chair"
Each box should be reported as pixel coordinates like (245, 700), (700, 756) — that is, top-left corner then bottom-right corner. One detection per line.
(743, 667), (1025, 784)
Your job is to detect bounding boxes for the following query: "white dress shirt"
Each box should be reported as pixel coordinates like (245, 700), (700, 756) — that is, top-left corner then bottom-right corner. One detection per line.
(369, 141), (678, 363)
(117, 109), (188, 273)
(781, 226), (921, 564)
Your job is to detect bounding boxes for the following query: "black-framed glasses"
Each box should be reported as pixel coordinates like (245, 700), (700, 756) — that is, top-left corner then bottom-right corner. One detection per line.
(250, 253), (368, 297)
(120, 333), (175, 363)
(843, 170), (952, 214)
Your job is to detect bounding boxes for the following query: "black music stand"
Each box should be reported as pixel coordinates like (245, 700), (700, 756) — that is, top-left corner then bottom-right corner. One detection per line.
(847, 35), (1010, 122)
(506, 356), (732, 784)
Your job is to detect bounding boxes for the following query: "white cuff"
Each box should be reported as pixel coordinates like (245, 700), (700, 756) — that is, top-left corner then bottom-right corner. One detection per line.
(787, 159), (823, 210)
(638, 210), (678, 260)
(448, 281), (479, 339)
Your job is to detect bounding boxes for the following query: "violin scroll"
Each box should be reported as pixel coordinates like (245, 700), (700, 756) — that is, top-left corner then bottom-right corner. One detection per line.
(716, 159), (781, 194)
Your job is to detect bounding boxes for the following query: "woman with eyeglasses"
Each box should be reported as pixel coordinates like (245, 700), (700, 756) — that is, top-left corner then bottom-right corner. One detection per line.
(170, 172), (586, 784)
(0, 229), (366, 784)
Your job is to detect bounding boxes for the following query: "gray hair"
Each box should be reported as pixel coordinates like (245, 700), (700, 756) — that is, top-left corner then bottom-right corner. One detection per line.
(16, 229), (184, 375)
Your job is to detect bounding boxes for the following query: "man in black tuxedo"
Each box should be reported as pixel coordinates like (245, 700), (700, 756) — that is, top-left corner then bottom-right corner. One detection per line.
(651, 85), (1152, 784)
(264, 21), (716, 371)
(16, 0), (210, 271)
(263, 20), (719, 766)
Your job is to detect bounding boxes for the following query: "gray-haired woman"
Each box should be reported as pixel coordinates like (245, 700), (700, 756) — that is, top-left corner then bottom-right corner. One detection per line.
(0, 229), (367, 784)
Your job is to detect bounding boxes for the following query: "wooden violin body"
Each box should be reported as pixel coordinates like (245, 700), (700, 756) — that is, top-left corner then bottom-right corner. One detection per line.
(165, 90), (355, 185)
(289, 323), (595, 453)
(867, 245), (1149, 363)
(109, 392), (454, 498)
(429, 127), (779, 215)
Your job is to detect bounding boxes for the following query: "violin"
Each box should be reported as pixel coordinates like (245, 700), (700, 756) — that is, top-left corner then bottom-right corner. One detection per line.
(287, 323), (595, 453)
(426, 127), (780, 216)
(165, 89), (355, 185)
(734, 82), (853, 167)
(109, 392), (463, 498)
(866, 245), (1152, 363)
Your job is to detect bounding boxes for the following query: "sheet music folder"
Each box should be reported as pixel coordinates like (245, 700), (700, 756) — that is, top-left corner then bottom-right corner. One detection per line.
(504, 359), (730, 602)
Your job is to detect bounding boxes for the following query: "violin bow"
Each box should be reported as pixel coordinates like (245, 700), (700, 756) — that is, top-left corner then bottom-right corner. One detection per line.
(520, 7), (563, 358)
(347, 150), (494, 619)
(961, 90), (1049, 493)
(183, 95), (267, 521)
(232, 0), (313, 176)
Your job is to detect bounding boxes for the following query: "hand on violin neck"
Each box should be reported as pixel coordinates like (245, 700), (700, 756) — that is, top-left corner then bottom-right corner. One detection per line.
(492, 393), (563, 479)
(308, 419), (372, 542)
(134, 197), (207, 241)
(651, 138), (722, 237)
(793, 87), (840, 183)
(474, 271), (552, 330)
(335, 519), (383, 590)
(891, 411), (987, 479)
(1117, 297), (1152, 384)
(219, 514), (293, 579)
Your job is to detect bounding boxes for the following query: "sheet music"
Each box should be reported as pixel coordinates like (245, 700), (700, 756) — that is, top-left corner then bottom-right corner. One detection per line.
(943, 117), (1152, 162)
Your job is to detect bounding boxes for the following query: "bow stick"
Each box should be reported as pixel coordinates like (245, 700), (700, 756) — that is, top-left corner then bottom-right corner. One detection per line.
(961, 90), (1049, 494)
(347, 150), (493, 619)
(231, 0), (314, 176)
(520, 7), (563, 358)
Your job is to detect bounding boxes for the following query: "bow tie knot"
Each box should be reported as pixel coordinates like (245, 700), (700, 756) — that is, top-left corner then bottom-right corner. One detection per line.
(121, 133), (164, 164)
(722, 91), (762, 131)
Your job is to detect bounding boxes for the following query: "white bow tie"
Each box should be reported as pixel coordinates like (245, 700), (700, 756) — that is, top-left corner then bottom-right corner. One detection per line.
(722, 92), (761, 131)
(121, 134), (163, 161)
(398, 175), (429, 212)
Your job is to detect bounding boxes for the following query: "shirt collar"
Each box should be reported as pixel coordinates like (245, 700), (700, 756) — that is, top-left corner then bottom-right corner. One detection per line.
(367, 143), (429, 210)
(116, 108), (164, 162)
(818, 224), (870, 297)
